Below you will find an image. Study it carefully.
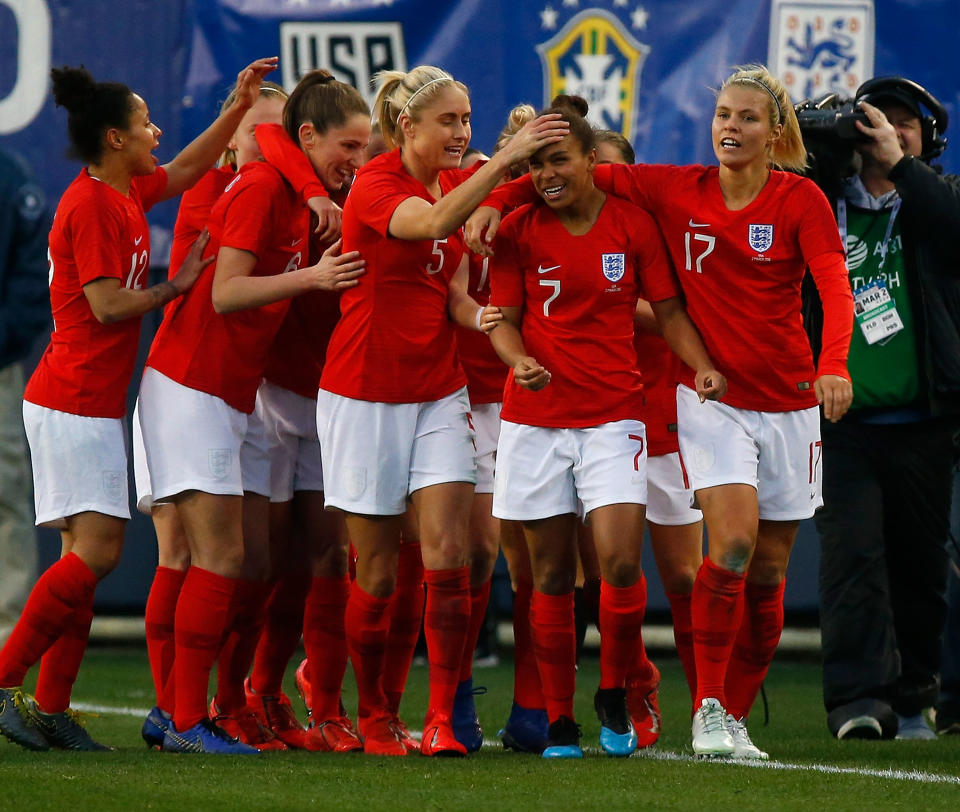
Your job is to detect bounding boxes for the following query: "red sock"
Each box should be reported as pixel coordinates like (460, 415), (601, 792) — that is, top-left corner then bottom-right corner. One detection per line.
(423, 567), (470, 719)
(145, 566), (187, 711)
(530, 590), (576, 723)
(383, 542), (424, 715)
(666, 589), (697, 709)
(250, 572), (312, 697)
(33, 600), (94, 714)
(173, 567), (235, 732)
(724, 579), (786, 719)
(459, 578), (492, 683)
(215, 579), (273, 712)
(345, 582), (391, 721)
(0, 553), (98, 687)
(691, 557), (746, 708)
(599, 577), (647, 690)
(302, 575), (350, 720)
(512, 576), (545, 710)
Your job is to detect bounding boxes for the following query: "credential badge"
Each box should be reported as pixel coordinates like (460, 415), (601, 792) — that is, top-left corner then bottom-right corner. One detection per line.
(602, 253), (626, 282)
(748, 224), (774, 253)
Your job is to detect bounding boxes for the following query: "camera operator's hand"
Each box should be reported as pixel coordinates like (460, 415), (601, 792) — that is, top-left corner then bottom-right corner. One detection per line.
(855, 101), (906, 173)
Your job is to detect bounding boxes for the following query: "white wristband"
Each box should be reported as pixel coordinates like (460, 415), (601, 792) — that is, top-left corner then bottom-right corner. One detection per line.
(475, 306), (484, 331)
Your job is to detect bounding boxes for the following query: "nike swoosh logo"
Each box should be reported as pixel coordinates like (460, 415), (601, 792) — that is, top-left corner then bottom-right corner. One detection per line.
(688, 220), (710, 228)
(134, 235), (143, 245)
(537, 264), (560, 274)
(291, 238), (302, 246)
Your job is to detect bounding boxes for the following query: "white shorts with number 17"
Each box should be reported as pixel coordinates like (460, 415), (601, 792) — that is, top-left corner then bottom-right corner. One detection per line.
(676, 384), (822, 521)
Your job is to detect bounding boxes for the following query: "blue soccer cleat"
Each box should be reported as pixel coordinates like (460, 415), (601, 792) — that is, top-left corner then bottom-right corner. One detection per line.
(452, 678), (486, 753)
(161, 718), (261, 754)
(499, 701), (550, 754)
(594, 688), (637, 757)
(141, 705), (172, 749)
(541, 715), (583, 759)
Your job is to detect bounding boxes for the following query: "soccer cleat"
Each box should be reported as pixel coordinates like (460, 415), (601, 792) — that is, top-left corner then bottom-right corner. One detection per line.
(357, 713), (408, 757)
(421, 713), (468, 757)
(452, 677), (485, 753)
(24, 700), (113, 751)
(209, 698), (287, 751)
(594, 688), (638, 757)
(627, 664), (662, 749)
(0, 687), (50, 751)
(389, 715), (420, 753)
(541, 715), (583, 759)
(305, 716), (363, 752)
(895, 713), (936, 741)
(244, 678), (307, 749)
(141, 705), (172, 749)
(162, 718), (262, 754)
(499, 701), (549, 754)
(294, 658), (313, 720)
(691, 698), (734, 757)
(726, 715), (769, 760)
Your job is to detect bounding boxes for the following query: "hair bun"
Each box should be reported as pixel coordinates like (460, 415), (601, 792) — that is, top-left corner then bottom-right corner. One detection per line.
(550, 94), (589, 118)
(50, 66), (96, 112)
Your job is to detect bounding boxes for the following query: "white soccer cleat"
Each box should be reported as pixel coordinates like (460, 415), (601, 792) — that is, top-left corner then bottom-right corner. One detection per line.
(691, 698), (734, 756)
(726, 714), (769, 760)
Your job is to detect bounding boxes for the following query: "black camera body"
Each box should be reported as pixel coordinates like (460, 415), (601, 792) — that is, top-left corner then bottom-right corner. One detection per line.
(795, 93), (870, 143)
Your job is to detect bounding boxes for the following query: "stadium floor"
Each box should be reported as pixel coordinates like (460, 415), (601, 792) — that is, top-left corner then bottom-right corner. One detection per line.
(2, 648), (958, 810)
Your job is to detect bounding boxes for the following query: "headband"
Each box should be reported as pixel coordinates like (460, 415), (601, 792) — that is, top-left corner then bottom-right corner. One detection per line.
(738, 77), (783, 124)
(397, 76), (452, 122)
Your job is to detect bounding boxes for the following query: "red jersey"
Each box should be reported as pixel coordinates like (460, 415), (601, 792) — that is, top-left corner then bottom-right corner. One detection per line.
(456, 251), (507, 405)
(320, 149), (470, 403)
(146, 160), (308, 413)
(596, 164), (846, 412)
(634, 330), (682, 456)
(491, 194), (679, 428)
(25, 167), (168, 418)
(168, 165), (234, 277)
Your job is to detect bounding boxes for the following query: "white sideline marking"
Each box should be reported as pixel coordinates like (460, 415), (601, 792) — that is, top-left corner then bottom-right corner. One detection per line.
(74, 702), (960, 786)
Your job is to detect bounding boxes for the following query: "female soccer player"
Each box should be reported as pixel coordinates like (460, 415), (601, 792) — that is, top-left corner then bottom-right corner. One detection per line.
(136, 69), (369, 754)
(487, 95), (724, 759)
(316, 65), (567, 757)
(0, 58), (277, 752)
(468, 66), (854, 760)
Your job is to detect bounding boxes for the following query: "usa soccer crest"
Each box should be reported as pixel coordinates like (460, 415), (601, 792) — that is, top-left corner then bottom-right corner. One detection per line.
(536, 5), (651, 140)
(767, 0), (875, 101)
(749, 224), (775, 253)
(601, 252), (626, 282)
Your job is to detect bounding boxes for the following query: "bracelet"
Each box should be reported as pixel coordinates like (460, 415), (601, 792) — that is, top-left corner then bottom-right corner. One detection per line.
(475, 306), (484, 331)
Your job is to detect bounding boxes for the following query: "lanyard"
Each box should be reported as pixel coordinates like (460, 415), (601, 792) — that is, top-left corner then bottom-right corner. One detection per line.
(837, 197), (902, 272)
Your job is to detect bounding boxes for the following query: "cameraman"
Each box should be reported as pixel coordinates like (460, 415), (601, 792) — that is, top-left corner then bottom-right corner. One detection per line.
(803, 79), (960, 740)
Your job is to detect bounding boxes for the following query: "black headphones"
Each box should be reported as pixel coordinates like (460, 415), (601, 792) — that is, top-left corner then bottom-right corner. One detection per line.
(855, 76), (949, 162)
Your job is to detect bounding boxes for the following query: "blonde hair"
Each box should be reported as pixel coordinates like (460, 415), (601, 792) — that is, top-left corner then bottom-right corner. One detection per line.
(494, 103), (536, 154)
(719, 65), (807, 172)
(373, 66), (468, 149)
(218, 81), (287, 168)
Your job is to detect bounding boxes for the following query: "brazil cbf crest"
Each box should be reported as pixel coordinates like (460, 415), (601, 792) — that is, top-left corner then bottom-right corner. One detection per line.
(536, 5), (651, 140)
(602, 252), (626, 282)
(749, 224), (775, 253)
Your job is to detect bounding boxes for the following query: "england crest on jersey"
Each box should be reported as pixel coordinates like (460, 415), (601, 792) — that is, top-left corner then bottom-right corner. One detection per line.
(749, 224), (774, 253)
(536, 7), (650, 141)
(602, 253), (626, 282)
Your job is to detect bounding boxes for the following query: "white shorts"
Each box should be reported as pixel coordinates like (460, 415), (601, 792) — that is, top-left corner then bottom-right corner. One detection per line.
(646, 452), (703, 526)
(132, 399), (152, 514)
(676, 384), (823, 521)
(470, 402), (501, 495)
(137, 367), (271, 503)
(316, 386), (477, 516)
(22, 401), (131, 528)
(257, 380), (324, 503)
(493, 419), (647, 522)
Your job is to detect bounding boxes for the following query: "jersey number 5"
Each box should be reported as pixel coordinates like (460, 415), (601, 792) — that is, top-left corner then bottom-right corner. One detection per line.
(426, 238), (448, 275)
(684, 232), (715, 274)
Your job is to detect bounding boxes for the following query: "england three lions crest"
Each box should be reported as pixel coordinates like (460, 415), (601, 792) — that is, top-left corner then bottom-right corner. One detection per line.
(602, 252), (626, 282)
(749, 224), (775, 253)
(537, 8), (650, 140)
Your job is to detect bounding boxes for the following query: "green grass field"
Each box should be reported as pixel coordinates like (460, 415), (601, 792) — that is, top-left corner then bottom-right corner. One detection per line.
(2, 647), (958, 811)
